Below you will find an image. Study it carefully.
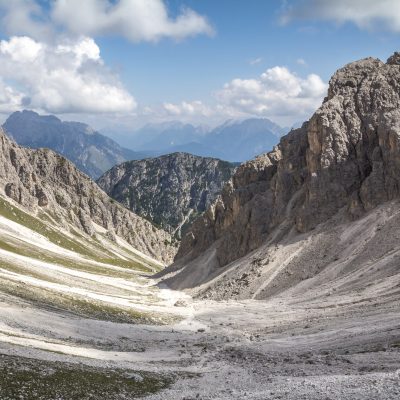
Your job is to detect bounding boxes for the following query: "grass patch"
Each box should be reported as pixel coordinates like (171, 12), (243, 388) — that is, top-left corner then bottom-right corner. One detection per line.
(0, 197), (156, 273)
(0, 198), (100, 259)
(0, 260), (62, 285)
(0, 279), (176, 325)
(0, 354), (172, 400)
(0, 237), (151, 281)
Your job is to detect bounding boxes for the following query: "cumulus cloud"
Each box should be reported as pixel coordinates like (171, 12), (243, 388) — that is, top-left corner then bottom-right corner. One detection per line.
(0, 0), (51, 40)
(0, 36), (136, 114)
(0, 1), (214, 117)
(0, 79), (25, 113)
(0, 0), (213, 42)
(281, 0), (400, 32)
(215, 66), (327, 122)
(51, 0), (214, 42)
(159, 67), (327, 125)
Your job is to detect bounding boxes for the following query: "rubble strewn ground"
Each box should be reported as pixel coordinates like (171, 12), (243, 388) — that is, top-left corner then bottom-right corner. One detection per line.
(0, 193), (399, 399)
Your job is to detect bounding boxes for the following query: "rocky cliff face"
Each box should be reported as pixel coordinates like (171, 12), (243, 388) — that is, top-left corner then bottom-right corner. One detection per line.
(0, 128), (175, 263)
(3, 110), (146, 179)
(163, 53), (400, 283)
(97, 153), (236, 238)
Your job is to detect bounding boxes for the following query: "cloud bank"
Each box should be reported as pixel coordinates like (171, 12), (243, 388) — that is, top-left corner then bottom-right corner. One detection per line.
(52, 0), (214, 42)
(160, 66), (327, 125)
(0, 0), (213, 42)
(0, 1), (327, 125)
(281, 0), (400, 32)
(0, 0), (214, 116)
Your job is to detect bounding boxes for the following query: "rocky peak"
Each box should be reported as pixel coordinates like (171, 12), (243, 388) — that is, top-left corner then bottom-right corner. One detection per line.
(169, 52), (400, 278)
(0, 128), (175, 263)
(98, 152), (236, 238)
(2, 110), (142, 179)
(387, 52), (400, 65)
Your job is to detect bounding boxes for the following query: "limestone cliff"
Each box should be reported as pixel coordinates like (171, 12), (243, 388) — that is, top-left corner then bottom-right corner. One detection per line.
(0, 129), (175, 263)
(160, 53), (400, 284)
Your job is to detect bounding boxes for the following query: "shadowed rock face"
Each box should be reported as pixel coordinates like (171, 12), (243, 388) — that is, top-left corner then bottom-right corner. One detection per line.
(97, 152), (236, 238)
(173, 54), (400, 269)
(0, 129), (175, 263)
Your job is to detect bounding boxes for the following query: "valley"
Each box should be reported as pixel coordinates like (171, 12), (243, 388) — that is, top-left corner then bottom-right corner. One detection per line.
(0, 190), (399, 399)
(0, 26), (399, 400)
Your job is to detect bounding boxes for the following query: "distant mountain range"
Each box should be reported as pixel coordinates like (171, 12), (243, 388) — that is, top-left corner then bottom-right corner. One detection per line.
(114, 121), (209, 151)
(2, 110), (287, 180)
(115, 118), (287, 162)
(2, 110), (149, 179)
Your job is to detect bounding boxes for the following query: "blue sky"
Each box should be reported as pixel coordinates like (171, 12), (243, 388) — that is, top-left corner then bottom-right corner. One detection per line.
(0, 0), (399, 131)
(98, 0), (397, 103)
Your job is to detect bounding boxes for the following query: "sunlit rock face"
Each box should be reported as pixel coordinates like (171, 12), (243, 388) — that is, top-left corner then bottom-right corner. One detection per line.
(0, 128), (175, 263)
(175, 54), (400, 269)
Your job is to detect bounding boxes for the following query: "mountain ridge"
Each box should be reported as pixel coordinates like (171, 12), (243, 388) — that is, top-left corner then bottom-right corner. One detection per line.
(2, 110), (149, 179)
(0, 127), (175, 263)
(156, 53), (400, 292)
(115, 117), (286, 162)
(98, 152), (236, 238)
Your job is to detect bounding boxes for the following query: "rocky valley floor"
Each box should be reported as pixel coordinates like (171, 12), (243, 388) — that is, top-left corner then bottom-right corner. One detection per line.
(1, 284), (399, 399)
(0, 199), (399, 399)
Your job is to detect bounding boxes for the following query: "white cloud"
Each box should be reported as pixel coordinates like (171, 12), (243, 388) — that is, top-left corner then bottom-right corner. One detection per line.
(281, 0), (400, 32)
(0, 0), (213, 43)
(57, 38), (101, 62)
(0, 0), (51, 40)
(51, 0), (214, 42)
(249, 57), (262, 66)
(215, 66), (327, 123)
(0, 79), (25, 113)
(158, 66), (327, 125)
(0, 1), (214, 118)
(296, 58), (307, 66)
(0, 36), (136, 114)
(0, 1), (213, 118)
(163, 100), (212, 117)
(0, 35), (42, 62)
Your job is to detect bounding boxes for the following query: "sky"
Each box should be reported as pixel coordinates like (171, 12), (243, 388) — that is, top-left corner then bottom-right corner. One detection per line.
(0, 0), (399, 135)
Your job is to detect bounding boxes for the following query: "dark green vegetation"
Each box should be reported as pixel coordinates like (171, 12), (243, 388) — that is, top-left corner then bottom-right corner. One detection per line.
(0, 354), (172, 400)
(98, 152), (236, 237)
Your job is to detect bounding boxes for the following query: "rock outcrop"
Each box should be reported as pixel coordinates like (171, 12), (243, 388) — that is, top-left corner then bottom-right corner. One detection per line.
(161, 54), (400, 283)
(0, 129), (175, 263)
(97, 153), (236, 237)
(3, 110), (147, 179)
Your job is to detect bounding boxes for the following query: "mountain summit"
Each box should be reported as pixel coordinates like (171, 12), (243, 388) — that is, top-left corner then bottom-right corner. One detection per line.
(117, 117), (285, 162)
(157, 54), (400, 296)
(0, 127), (174, 263)
(98, 152), (236, 237)
(2, 110), (145, 179)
